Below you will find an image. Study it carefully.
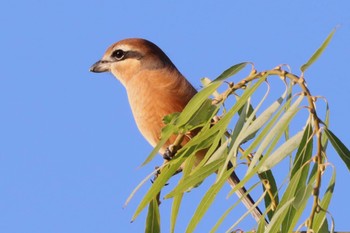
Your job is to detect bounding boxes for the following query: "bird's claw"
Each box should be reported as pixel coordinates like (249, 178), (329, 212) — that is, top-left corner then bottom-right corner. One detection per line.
(163, 147), (175, 161)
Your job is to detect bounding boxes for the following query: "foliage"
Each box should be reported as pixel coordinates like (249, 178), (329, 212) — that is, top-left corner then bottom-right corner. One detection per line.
(126, 29), (350, 232)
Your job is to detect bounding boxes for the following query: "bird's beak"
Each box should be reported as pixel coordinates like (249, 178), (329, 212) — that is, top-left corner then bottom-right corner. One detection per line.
(89, 60), (111, 73)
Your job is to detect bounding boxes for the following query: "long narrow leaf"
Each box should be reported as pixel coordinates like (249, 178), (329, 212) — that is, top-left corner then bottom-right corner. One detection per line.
(124, 165), (165, 208)
(227, 81), (271, 165)
(282, 122), (313, 230)
(285, 174), (314, 232)
(132, 151), (188, 221)
(291, 122), (313, 178)
(141, 124), (175, 166)
(209, 181), (261, 233)
(226, 189), (267, 233)
(241, 95), (290, 162)
(239, 86), (287, 144)
(258, 130), (304, 173)
(165, 158), (225, 198)
(175, 85), (221, 126)
(321, 99), (330, 150)
(278, 162), (316, 232)
(213, 62), (248, 82)
(313, 166), (336, 232)
(175, 63), (248, 128)
(301, 29), (335, 72)
(185, 168), (234, 233)
(170, 154), (196, 233)
(145, 198), (161, 233)
(201, 77), (220, 98)
(324, 128), (350, 172)
(265, 198), (295, 233)
(248, 94), (304, 174)
(217, 75), (267, 179)
(259, 169), (279, 220)
(170, 193), (184, 233)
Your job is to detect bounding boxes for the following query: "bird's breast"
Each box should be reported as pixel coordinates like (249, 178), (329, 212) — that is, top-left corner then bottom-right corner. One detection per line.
(125, 69), (197, 151)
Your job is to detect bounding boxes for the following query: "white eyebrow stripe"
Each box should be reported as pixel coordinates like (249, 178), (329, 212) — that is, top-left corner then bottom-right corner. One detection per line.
(114, 44), (134, 52)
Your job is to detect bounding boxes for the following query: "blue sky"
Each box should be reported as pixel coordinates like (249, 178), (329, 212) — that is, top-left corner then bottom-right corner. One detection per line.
(1, 0), (350, 232)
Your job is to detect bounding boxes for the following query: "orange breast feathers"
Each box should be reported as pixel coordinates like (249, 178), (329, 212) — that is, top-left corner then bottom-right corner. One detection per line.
(125, 66), (197, 152)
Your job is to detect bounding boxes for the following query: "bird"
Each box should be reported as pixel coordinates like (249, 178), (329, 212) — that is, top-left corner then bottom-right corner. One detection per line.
(90, 38), (264, 222)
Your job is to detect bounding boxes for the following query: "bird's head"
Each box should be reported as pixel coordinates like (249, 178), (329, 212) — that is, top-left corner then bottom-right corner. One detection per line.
(90, 38), (175, 86)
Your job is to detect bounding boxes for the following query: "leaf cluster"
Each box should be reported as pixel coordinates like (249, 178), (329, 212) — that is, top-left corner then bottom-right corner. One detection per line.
(127, 29), (350, 233)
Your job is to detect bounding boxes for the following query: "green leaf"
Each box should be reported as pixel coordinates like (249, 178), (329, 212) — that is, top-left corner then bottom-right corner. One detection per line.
(226, 98), (293, 198)
(132, 150), (188, 221)
(259, 169), (279, 220)
(206, 138), (230, 164)
(185, 168), (234, 233)
(284, 174), (314, 233)
(124, 166), (164, 208)
(163, 112), (180, 125)
(232, 99), (250, 144)
(301, 28), (336, 73)
(170, 193), (183, 233)
(265, 198), (295, 233)
(283, 81), (293, 143)
(141, 124), (175, 166)
(258, 130), (304, 173)
(165, 158), (225, 198)
(201, 77), (220, 98)
(248, 94), (304, 174)
(227, 81), (272, 162)
(174, 84), (221, 129)
(268, 163), (316, 233)
(318, 219), (330, 233)
(170, 154), (196, 233)
(184, 99), (219, 131)
(324, 128), (350, 172)
(257, 214), (267, 233)
(238, 90), (286, 144)
(212, 62), (248, 82)
(145, 198), (161, 233)
(240, 95), (289, 162)
(291, 122), (313, 178)
(321, 100), (330, 150)
(280, 122), (313, 230)
(313, 167), (336, 233)
(209, 182), (261, 233)
(226, 189), (267, 232)
(217, 74), (267, 179)
(175, 63), (247, 129)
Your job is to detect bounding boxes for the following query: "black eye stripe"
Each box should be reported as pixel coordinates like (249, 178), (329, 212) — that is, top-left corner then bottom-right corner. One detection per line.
(111, 49), (125, 60)
(111, 49), (143, 61)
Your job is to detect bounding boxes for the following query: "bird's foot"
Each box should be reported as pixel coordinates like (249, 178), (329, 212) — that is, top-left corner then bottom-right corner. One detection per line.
(162, 144), (182, 161)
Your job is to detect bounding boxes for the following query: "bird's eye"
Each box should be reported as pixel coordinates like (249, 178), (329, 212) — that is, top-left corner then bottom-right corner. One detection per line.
(112, 49), (125, 60)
